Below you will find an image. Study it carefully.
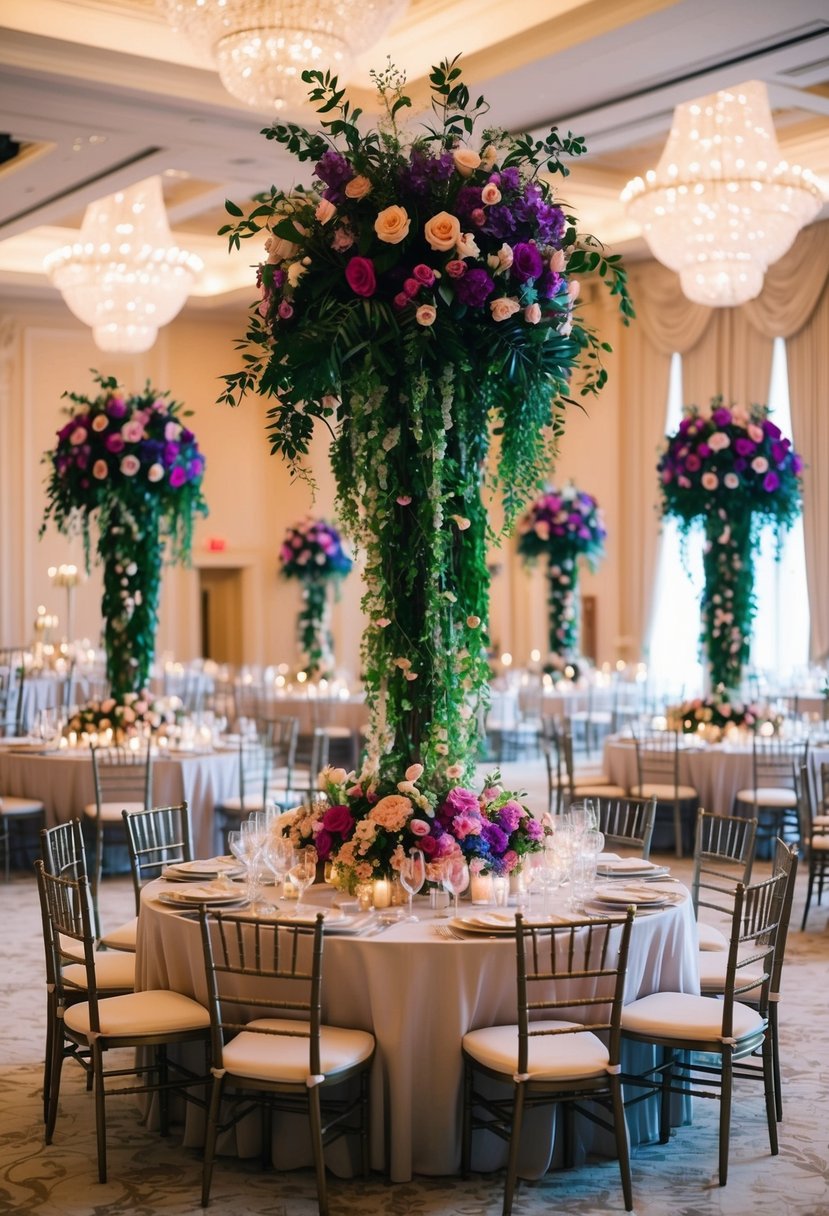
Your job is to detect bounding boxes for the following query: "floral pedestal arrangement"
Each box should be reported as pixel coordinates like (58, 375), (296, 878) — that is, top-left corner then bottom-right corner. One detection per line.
(517, 484), (606, 662)
(279, 517), (352, 677)
(658, 397), (802, 692)
(221, 58), (630, 871)
(42, 373), (207, 701)
(665, 690), (779, 743)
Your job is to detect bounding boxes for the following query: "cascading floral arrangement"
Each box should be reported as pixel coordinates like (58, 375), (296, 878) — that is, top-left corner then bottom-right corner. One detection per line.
(517, 484), (605, 659)
(279, 517), (353, 676)
(41, 372), (208, 701)
(658, 396), (802, 691)
(284, 763), (548, 892)
(221, 56), (630, 869)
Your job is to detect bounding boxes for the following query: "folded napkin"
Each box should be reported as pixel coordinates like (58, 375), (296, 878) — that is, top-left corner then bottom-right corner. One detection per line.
(160, 882), (240, 903)
(598, 857), (658, 873)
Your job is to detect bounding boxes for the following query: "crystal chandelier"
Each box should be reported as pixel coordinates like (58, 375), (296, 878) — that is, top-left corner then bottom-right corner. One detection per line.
(621, 81), (824, 307)
(160, 0), (409, 114)
(44, 176), (202, 353)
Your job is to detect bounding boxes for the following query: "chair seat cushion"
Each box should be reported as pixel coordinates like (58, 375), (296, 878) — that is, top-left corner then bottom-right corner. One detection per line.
(734, 787), (797, 808)
(217, 795), (267, 815)
(64, 989), (210, 1039)
(63, 951), (136, 991)
(83, 800), (146, 822)
(462, 1020), (609, 1081)
(223, 1017), (375, 1084)
(621, 991), (764, 1042)
(574, 784), (627, 798)
(0, 795), (45, 815)
(697, 950), (766, 994)
(631, 783), (697, 801)
(809, 834), (829, 852)
(696, 921), (729, 951)
(98, 917), (138, 952)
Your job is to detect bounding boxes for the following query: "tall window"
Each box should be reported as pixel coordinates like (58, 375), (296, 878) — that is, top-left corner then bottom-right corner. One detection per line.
(646, 339), (809, 698)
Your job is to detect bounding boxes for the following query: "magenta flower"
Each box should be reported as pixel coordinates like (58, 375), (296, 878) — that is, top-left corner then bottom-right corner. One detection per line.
(345, 256), (376, 298)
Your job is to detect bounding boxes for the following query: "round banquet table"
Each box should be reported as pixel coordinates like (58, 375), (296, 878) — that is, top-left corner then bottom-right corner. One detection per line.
(0, 745), (239, 857)
(603, 732), (829, 819)
(137, 877), (699, 1183)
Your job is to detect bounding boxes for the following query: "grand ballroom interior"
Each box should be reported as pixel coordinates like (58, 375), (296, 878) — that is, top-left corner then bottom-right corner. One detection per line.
(1, 2), (829, 1215)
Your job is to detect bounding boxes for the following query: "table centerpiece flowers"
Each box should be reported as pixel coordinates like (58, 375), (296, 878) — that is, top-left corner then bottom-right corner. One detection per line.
(658, 397), (802, 692)
(279, 517), (353, 677)
(517, 484), (606, 661)
(221, 56), (631, 834)
(62, 690), (175, 746)
(664, 691), (776, 743)
(283, 764), (549, 893)
(41, 373), (208, 701)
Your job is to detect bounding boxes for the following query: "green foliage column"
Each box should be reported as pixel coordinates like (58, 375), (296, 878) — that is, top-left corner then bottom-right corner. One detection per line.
(100, 503), (164, 701)
(701, 508), (755, 692)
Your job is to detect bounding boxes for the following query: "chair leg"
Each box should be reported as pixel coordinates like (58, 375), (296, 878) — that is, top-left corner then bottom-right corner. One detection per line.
(763, 1033), (779, 1157)
(43, 994), (55, 1123)
(201, 1074), (225, 1207)
(157, 1046), (170, 1136)
(610, 1078), (634, 1212)
(769, 1005), (782, 1123)
(801, 864), (815, 930)
(659, 1050), (673, 1144)
(673, 801), (683, 860)
(502, 1082), (525, 1216)
(93, 1041), (107, 1183)
(44, 1022), (65, 1144)
(718, 1048), (732, 1186)
(460, 1059), (473, 1178)
(307, 1084), (329, 1216)
(359, 1069), (371, 1179)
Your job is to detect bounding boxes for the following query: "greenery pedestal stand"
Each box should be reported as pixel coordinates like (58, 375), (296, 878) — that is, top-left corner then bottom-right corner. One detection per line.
(700, 509), (755, 694)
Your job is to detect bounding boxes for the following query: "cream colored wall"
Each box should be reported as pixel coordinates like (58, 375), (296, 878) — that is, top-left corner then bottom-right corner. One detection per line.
(0, 289), (624, 674)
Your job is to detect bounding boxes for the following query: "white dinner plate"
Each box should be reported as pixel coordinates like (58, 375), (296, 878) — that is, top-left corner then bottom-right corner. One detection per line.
(592, 883), (678, 907)
(156, 882), (247, 907)
(273, 906), (345, 926)
(596, 859), (670, 879)
(162, 857), (243, 880)
(449, 911), (580, 934)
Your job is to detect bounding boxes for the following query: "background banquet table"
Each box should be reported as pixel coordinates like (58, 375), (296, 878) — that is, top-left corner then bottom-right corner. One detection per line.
(137, 878), (699, 1183)
(0, 745), (239, 856)
(603, 733), (829, 819)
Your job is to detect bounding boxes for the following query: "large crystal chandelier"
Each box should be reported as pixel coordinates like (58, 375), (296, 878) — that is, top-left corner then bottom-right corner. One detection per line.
(621, 81), (824, 307)
(44, 176), (202, 353)
(160, 0), (409, 114)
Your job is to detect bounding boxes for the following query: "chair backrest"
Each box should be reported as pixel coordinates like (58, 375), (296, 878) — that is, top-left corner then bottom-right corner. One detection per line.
(35, 860), (101, 1018)
(692, 809), (757, 920)
(751, 736), (808, 792)
(540, 718), (575, 816)
(90, 742), (153, 812)
(267, 716), (299, 783)
(633, 729), (680, 790)
(41, 817), (88, 881)
(199, 908), (324, 1076)
(122, 803), (193, 913)
(293, 729), (331, 798)
(234, 734), (272, 811)
(0, 654), (26, 736)
(514, 909), (635, 1077)
(594, 797), (657, 859)
(720, 868), (788, 1036)
(768, 838), (798, 999)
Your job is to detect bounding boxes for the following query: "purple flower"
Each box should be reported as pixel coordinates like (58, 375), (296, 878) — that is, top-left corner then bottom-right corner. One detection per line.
(770, 441), (789, 463)
(314, 149), (352, 201)
(511, 242), (543, 283)
(536, 271), (563, 300)
(734, 437), (755, 457)
(169, 466), (186, 489)
(526, 818), (544, 841)
(164, 441), (180, 464)
(106, 396), (127, 419)
(441, 787), (479, 819)
(453, 268), (494, 308)
(763, 471), (780, 492)
(481, 821), (508, 855)
(105, 433), (125, 454)
(712, 407), (732, 427)
(497, 801), (524, 833)
(455, 186), (483, 220)
(763, 419), (782, 440)
(499, 167), (521, 192)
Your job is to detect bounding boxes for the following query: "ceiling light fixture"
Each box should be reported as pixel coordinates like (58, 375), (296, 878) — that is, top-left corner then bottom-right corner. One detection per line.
(621, 80), (824, 307)
(160, 0), (409, 115)
(44, 176), (202, 353)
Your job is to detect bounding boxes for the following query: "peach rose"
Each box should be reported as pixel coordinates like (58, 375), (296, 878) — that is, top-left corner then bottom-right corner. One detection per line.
(524, 303), (541, 324)
(549, 248), (567, 273)
(374, 205), (411, 244)
(480, 144), (498, 168)
(416, 304), (437, 326)
(456, 232), (480, 259)
(424, 211), (461, 252)
(490, 296), (521, 322)
(453, 148), (481, 177)
(481, 182), (502, 205)
(315, 198), (337, 224)
(345, 174), (373, 200)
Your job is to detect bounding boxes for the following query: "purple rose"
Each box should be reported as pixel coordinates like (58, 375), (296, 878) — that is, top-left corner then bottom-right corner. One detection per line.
(712, 407), (732, 427)
(763, 471), (780, 492)
(345, 256), (376, 298)
(770, 441), (789, 463)
(164, 441), (180, 464)
(511, 242), (543, 283)
(169, 466), (186, 489)
(322, 804), (354, 834)
(734, 437), (755, 457)
(106, 396), (127, 419)
(763, 419), (782, 440)
(453, 268), (494, 308)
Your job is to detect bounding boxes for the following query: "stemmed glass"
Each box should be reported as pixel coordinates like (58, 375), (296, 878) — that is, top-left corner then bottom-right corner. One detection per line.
(227, 828), (261, 908)
(441, 856), (470, 917)
(399, 849), (426, 921)
(261, 833), (293, 915)
(288, 847), (318, 912)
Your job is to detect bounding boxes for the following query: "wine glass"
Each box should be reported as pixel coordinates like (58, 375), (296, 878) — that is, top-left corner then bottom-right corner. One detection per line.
(261, 833), (292, 914)
(441, 856), (470, 917)
(399, 849), (426, 920)
(288, 847), (317, 912)
(227, 829), (260, 908)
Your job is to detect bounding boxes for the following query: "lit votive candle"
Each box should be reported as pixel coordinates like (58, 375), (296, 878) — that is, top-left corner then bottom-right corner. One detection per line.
(470, 872), (493, 905)
(373, 878), (392, 909)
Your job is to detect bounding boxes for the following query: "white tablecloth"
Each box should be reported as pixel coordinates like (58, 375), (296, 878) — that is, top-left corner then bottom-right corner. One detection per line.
(0, 747), (239, 856)
(137, 878), (699, 1182)
(257, 693), (367, 736)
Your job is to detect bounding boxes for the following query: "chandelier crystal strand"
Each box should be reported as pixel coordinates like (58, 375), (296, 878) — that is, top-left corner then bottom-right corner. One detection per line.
(45, 176), (202, 353)
(160, 0), (409, 113)
(622, 80), (824, 307)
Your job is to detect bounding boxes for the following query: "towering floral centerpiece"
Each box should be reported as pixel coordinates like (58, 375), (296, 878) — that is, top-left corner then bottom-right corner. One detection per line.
(517, 484), (605, 660)
(41, 372), (207, 701)
(658, 397), (802, 691)
(221, 57), (630, 812)
(279, 516), (353, 676)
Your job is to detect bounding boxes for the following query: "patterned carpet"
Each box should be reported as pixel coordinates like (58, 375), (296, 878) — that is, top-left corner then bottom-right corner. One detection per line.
(2, 793), (829, 1214)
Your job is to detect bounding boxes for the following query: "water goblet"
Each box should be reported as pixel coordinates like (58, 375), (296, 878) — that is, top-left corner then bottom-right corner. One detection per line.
(228, 829), (260, 908)
(261, 834), (292, 914)
(288, 847), (317, 912)
(441, 856), (470, 917)
(399, 849), (426, 921)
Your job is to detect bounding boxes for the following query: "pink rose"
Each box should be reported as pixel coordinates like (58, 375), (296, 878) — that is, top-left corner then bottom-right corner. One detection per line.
(393, 292), (410, 310)
(481, 182), (502, 205)
(403, 278), (420, 298)
(322, 804), (354, 834)
(549, 248), (566, 273)
(92, 460), (108, 479)
(410, 819), (431, 837)
(277, 300), (294, 320)
(69, 426), (87, 446)
(345, 256), (376, 297)
(120, 455), (140, 476)
(412, 264), (435, 286)
(121, 420), (144, 443)
(315, 198), (337, 224)
(445, 260), (467, 279)
(331, 225), (355, 252)
(490, 297), (521, 322)
(524, 303), (541, 324)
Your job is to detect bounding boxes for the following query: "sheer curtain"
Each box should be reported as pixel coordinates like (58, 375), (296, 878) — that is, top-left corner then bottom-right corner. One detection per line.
(646, 341), (809, 697)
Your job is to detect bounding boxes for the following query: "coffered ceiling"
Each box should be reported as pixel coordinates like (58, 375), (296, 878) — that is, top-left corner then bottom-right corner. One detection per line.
(1, 0), (827, 311)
